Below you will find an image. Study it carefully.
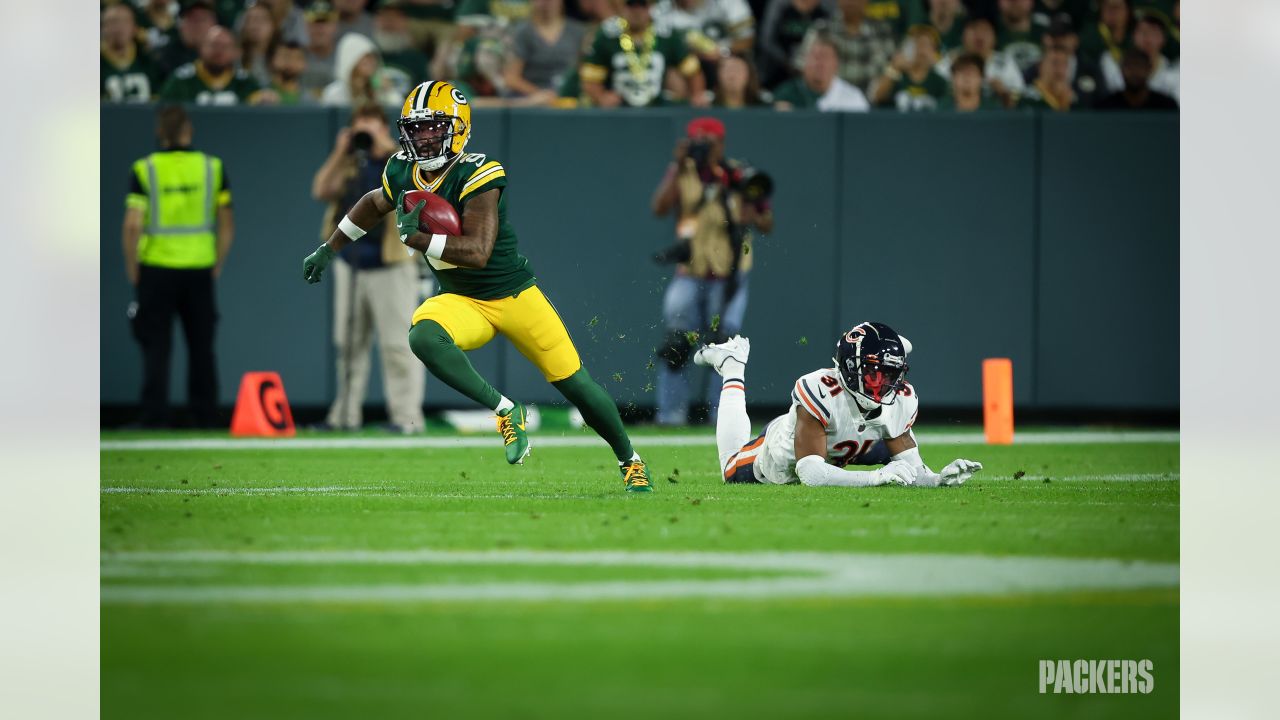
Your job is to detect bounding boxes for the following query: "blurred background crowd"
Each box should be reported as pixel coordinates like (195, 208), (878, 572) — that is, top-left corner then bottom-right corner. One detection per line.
(102, 0), (1179, 112)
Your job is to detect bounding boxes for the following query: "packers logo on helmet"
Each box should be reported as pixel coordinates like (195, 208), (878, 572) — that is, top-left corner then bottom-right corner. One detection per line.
(398, 81), (471, 171)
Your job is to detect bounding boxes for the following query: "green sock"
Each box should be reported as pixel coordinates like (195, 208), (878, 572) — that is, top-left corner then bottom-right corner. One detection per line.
(553, 368), (635, 462)
(408, 320), (503, 411)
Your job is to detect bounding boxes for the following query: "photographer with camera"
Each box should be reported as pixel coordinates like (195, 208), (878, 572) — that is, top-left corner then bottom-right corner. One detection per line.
(651, 116), (773, 426)
(310, 104), (425, 433)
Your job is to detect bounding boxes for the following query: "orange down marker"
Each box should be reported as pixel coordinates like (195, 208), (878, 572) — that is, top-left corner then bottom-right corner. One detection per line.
(982, 358), (1014, 445)
(230, 371), (296, 437)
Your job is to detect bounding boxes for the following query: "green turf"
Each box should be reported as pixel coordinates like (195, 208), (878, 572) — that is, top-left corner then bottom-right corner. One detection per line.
(101, 429), (1178, 719)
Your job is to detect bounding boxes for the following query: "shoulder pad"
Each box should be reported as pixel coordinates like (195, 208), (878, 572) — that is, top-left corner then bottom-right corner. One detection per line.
(457, 151), (493, 169)
(792, 370), (836, 428)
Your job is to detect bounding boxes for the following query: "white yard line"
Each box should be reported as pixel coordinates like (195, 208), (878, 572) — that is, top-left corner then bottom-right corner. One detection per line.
(99, 473), (1179, 497)
(101, 486), (367, 495)
(99, 549), (1178, 605)
(100, 430), (1178, 451)
(99, 472), (1180, 497)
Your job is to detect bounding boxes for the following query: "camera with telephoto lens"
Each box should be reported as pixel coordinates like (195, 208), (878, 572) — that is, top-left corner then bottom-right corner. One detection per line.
(730, 164), (773, 203)
(349, 130), (373, 155)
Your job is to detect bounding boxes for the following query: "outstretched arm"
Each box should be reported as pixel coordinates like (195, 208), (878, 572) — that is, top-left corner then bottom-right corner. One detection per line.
(401, 187), (500, 269)
(884, 431), (983, 487)
(303, 188), (392, 283)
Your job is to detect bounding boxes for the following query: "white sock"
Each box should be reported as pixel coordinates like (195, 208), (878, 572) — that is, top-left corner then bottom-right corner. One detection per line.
(494, 396), (515, 413)
(716, 374), (752, 470)
(618, 452), (641, 466)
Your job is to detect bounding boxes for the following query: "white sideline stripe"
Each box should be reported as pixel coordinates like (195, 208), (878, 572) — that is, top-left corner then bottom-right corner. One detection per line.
(98, 472), (1179, 497)
(99, 430), (1178, 451)
(99, 549), (1178, 604)
(101, 486), (364, 495)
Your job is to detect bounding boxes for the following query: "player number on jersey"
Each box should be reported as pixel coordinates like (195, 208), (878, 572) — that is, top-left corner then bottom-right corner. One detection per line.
(831, 439), (876, 467)
(460, 153), (487, 164)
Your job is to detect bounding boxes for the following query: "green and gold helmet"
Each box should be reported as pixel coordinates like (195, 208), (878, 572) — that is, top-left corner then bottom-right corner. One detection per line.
(398, 81), (471, 171)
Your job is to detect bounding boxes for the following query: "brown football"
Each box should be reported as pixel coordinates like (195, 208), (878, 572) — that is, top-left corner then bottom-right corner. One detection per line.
(402, 189), (463, 236)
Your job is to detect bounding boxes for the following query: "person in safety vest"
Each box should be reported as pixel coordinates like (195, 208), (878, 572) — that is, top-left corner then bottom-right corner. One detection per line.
(121, 104), (234, 428)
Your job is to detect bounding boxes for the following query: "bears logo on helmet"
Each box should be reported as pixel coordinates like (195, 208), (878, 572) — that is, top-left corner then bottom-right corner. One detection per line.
(834, 321), (910, 409)
(398, 81), (472, 171)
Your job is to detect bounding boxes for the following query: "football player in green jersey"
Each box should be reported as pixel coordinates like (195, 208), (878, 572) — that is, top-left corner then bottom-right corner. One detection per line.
(302, 81), (653, 491)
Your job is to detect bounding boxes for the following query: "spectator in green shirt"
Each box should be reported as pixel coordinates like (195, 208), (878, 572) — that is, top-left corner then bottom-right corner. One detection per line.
(374, 0), (432, 84)
(580, 0), (707, 108)
(1078, 0), (1132, 70)
(102, 3), (162, 103)
(268, 41), (312, 104)
(153, 0), (218, 78)
(997, 0), (1044, 74)
(922, 0), (968, 54)
(869, 25), (947, 111)
(937, 52), (1003, 111)
(1017, 45), (1077, 111)
(160, 26), (269, 105)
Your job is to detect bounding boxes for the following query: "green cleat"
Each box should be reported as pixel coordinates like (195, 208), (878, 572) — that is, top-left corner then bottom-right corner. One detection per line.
(621, 459), (653, 492)
(495, 403), (531, 465)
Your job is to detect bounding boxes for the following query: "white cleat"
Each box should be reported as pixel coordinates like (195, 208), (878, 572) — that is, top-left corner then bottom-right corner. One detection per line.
(693, 335), (751, 376)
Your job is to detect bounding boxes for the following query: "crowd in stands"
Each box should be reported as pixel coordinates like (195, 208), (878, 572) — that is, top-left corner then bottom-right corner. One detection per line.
(102, 0), (1179, 111)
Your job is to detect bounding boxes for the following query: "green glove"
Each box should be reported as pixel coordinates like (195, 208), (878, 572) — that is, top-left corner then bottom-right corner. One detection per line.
(303, 243), (336, 284)
(395, 190), (426, 245)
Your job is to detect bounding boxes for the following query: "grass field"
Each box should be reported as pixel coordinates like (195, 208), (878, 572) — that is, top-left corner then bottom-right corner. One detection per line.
(100, 426), (1178, 720)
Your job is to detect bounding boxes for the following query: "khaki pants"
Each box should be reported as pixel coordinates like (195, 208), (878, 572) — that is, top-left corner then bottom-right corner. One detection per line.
(327, 258), (425, 430)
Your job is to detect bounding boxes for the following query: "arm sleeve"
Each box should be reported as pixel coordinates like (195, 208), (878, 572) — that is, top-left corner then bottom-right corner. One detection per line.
(796, 455), (886, 487)
(125, 166), (148, 210)
(724, 0), (755, 40)
(380, 156), (399, 206)
(669, 34), (701, 76)
(216, 163), (232, 207)
(580, 30), (610, 84)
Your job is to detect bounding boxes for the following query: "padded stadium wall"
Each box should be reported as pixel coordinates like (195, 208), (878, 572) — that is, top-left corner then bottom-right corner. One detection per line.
(100, 106), (1178, 413)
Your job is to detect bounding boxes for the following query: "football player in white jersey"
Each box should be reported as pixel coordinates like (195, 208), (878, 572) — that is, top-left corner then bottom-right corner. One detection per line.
(693, 321), (984, 487)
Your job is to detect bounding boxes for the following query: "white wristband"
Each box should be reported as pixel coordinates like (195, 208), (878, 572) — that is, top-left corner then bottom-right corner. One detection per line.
(425, 233), (447, 260)
(338, 215), (366, 240)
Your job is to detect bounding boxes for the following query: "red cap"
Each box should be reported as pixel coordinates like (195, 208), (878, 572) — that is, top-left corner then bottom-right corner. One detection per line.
(686, 116), (725, 140)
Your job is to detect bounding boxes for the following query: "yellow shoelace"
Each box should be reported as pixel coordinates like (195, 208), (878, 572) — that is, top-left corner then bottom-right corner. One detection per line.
(623, 463), (650, 487)
(495, 414), (517, 446)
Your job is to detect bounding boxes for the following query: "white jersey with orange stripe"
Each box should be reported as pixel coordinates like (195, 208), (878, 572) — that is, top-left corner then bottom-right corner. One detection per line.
(753, 368), (920, 485)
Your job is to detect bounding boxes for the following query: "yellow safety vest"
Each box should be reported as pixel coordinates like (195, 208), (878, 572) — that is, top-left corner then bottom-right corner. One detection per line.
(129, 151), (225, 269)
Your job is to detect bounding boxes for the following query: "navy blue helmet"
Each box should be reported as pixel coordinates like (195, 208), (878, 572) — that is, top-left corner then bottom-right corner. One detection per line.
(834, 322), (910, 406)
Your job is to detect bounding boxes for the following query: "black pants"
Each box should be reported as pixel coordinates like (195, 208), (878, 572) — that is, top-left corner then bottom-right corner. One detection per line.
(134, 265), (219, 426)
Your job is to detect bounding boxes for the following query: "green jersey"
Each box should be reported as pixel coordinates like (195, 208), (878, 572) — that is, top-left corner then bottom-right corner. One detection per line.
(102, 45), (161, 103)
(771, 78), (821, 109)
(159, 61), (262, 105)
(380, 152), (534, 300)
(581, 18), (700, 108)
(997, 23), (1044, 73)
(885, 69), (949, 112)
